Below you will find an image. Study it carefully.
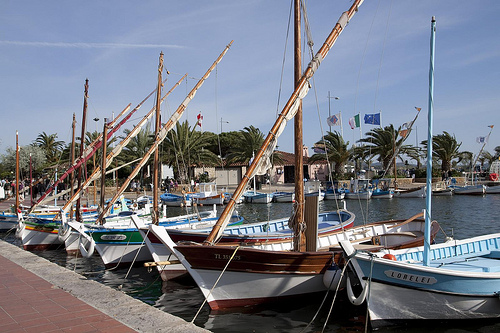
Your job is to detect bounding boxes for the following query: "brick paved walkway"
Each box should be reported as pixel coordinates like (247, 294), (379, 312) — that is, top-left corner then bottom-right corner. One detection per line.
(0, 254), (136, 333)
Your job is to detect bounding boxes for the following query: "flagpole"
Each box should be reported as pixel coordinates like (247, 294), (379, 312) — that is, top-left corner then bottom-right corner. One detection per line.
(358, 113), (362, 141)
(340, 110), (344, 138)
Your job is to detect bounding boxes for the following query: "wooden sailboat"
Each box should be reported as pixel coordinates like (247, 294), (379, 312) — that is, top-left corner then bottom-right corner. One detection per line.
(145, 0), (366, 309)
(339, 17), (500, 327)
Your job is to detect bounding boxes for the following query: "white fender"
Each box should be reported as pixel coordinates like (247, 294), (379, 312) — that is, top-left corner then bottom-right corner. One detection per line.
(79, 232), (95, 258)
(346, 274), (369, 306)
(15, 219), (25, 238)
(57, 212), (71, 242)
(323, 264), (343, 290)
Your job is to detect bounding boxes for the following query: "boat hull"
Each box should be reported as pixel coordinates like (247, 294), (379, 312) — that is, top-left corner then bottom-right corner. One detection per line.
(345, 191), (372, 200)
(21, 223), (63, 251)
(193, 193), (224, 206)
(272, 192), (294, 203)
(366, 279), (500, 327)
(174, 244), (332, 309)
(325, 192), (345, 200)
(340, 233), (500, 327)
(243, 192), (272, 204)
(394, 187), (426, 198)
(453, 185), (486, 195)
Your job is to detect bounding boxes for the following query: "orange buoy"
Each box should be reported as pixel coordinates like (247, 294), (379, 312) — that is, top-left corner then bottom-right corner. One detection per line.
(382, 253), (397, 261)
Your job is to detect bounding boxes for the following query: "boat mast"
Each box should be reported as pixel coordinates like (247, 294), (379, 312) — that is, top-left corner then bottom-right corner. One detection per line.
(15, 131), (19, 213)
(424, 16), (436, 266)
(293, 0), (305, 251)
(69, 113), (76, 218)
(471, 125), (494, 182)
(99, 119), (109, 216)
(76, 79), (89, 222)
(29, 154), (32, 207)
(153, 52), (164, 225)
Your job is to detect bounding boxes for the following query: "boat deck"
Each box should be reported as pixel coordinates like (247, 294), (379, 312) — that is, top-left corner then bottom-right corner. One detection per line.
(429, 252), (500, 272)
(401, 251), (500, 273)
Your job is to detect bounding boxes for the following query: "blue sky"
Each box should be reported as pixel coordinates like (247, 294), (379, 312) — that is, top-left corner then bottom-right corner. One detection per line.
(1, 1), (499, 161)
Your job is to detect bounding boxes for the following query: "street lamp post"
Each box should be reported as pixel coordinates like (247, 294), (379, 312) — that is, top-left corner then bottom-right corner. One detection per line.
(220, 117), (229, 133)
(327, 91), (339, 133)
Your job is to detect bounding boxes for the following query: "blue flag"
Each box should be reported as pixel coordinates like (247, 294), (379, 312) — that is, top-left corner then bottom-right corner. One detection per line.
(364, 113), (381, 125)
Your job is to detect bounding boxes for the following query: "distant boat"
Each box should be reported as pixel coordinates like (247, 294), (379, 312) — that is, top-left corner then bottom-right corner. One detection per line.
(394, 186), (426, 198)
(371, 179), (394, 199)
(450, 184), (486, 195)
(431, 181), (454, 196)
(324, 181), (346, 200)
(325, 188), (345, 200)
(344, 178), (372, 200)
(223, 192), (243, 204)
(160, 192), (192, 207)
(272, 191), (295, 203)
(486, 185), (500, 194)
(243, 191), (272, 204)
(191, 182), (225, 205)
(432, 187), (454, 196)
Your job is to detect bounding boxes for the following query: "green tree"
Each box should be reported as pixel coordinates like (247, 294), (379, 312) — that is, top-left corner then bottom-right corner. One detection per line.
(356, 125), (417, 176)
(422, 131), (464, 173)
(225, 125), (282, 180)
(226, 126), (265, 165)
(309, 131), (350, 179)
(161, 120), (220, 182)
(494, 146), (500, 159)
(1, 145), (46, 179)
(34, 132), (64, 165)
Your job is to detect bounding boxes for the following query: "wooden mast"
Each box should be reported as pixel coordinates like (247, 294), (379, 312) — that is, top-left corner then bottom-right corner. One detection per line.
(69, 113), (76, 218)
(99, 119), (109, 216)
(293, 0), (305, 252)
(76, 79), (89, 222)
(153, 52), (164, 225)
(15, 131), (19, 213)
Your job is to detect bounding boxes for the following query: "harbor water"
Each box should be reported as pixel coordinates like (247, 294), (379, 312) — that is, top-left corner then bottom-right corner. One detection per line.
(2, 194), (500, 332)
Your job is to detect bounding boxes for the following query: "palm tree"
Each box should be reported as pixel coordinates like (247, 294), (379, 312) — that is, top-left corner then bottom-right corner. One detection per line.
(309, 131), (350, 179)
(34, 132), (64, 165)
(161, 120), (220, 182)
(479, 151), (496, 172)
(225, 126), (282, 182)
(357, 125), (416, 177)
(494, 146), (500, 159)
(422, 131), (464, 173)
(226, 126), (266, 165)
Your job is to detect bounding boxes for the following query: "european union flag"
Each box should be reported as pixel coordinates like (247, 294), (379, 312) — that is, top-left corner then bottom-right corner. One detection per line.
(364, 113), (381, 125)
